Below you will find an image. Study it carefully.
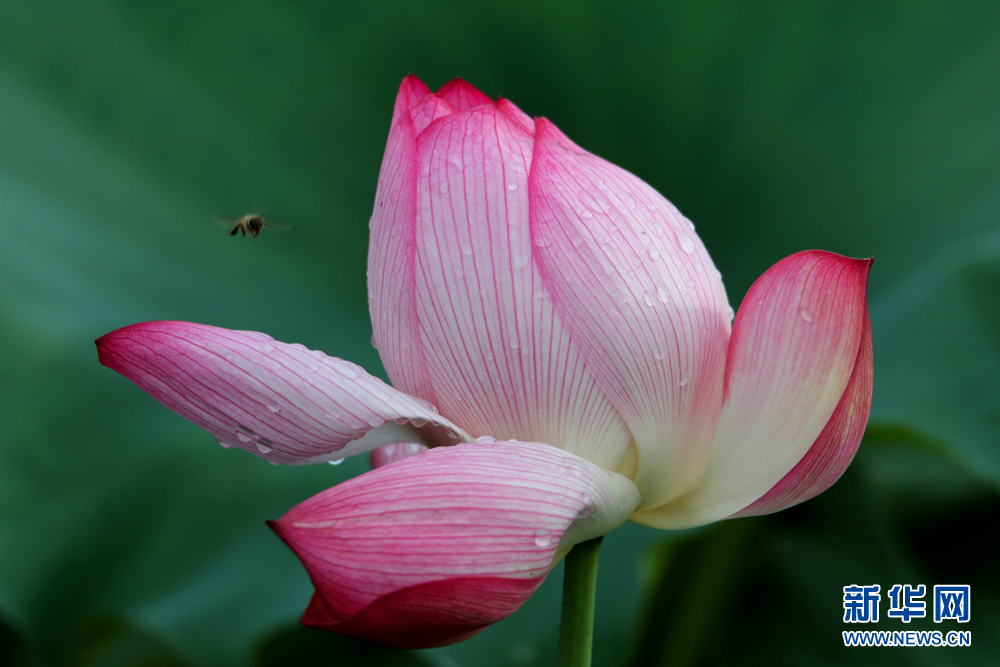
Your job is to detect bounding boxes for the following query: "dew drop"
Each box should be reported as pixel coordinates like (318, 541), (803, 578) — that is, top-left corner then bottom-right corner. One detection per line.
(572, 235), (585, 247)
(509, 338), (520, 350)
(694, 262), (704, 273)
(643, 293), (654, 307)
(475, 435), (497, 444)
(579, 493), (597, 518)
(653, 223), (666, 237)
(679, 234), (696, 254)
(327, 457), (344, 466)
(256, 442), (273, 454)
(656, 285), (669, 303)
(439, 182), (448, 194)
(368, 415), (386, 428)
(623, 193), (636, 210)
(394, 417), (408, 425)
(581, 209), (594, 219)
(267, 401), (280, 413)
(237, 432), (253, 443)
(219, 440), (235, 449)
(648, 246), (661, 260)
(461, 243), (473, 256)
(507, 182), (518, 191)
(654, 348), (667, 361)
(370, 333), (379, 349)
(533, 528), (552, 548)
(410, 418), (428, 428)
(727, 306), (735, 322)
(800, 308), (814, 323)
(678, 373), (690, 387)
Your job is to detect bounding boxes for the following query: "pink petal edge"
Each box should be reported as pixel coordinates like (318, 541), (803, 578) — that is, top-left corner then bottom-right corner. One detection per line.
(97, 321), (470, 464)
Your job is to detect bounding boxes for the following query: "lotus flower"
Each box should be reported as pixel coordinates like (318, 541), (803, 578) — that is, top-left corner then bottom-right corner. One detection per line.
(96, 75), (872, 649)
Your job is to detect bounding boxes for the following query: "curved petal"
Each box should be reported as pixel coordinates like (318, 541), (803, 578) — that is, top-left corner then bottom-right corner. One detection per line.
(731, 310), (873, 516)
(268, 441), (640, 648)
(635, 251), (872, 528)
(529, 118), (732, 508)
(96, 321), (470, 464)
(410, 102), (632, 470)
(369, 442), (429, 469)
(368, 75), (439, 405)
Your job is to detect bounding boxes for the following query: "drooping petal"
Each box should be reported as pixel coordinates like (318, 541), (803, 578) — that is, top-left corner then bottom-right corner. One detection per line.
(368, 75), (439, 405)
(529, 118), (731, 509)
(635, 251), (872, 528)
(96, 321), (470, 464)
(268, 441), (640, 648)
(410, 101), (632, 471)
(369, 442), (429, 469)
(731, 310), (873, 516)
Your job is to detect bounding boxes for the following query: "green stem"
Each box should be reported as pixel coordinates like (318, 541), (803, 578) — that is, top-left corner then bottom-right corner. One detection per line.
(557, 536), (604, 667)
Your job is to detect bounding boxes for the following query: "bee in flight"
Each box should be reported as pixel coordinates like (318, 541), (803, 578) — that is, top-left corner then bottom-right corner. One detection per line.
(222, 214), (289, 238)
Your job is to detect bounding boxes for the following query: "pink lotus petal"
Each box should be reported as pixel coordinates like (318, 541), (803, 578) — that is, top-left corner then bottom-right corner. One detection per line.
(635, 251), (872, 528)
(408, 101), (632, 471)
(409, 93), (458, 136)
(732, 310), (873, 516)
(529, 118), (732, 508)
(368, 77), (439, 406)
(369, 442), (430, 469)
(437, 78), (493, 111)
(96, 321), (470, 464)
(269, 441), (640, 648)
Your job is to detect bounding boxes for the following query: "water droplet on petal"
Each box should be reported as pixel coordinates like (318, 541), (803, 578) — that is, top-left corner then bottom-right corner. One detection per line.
(219, 440), (235, 449)
(461, 243), (473, 256)
(256, 441), (273, 454)
(654, 348), (667, 361)
(394, 417), (408, 425)
(266, 400), (281, 413)
(410, 418), (428, 428)
(327, 457), (344, 465)
(475, 435), (497, 444)
(656, 286), (669, 303)
(643, 293), (654, 307)
(648, 246), (661, 260)
(439, 182), (448, 194)
(368, 415), (385, 428)
(370, 334), (379, 349)
(679, 234), (696, 254)
(572, 235), (585, 247)
(509, 338), (520, 350)
(678, 373), (690, 387)
(727, 306), (735, 322)
(800, 308), (814, 322)
(507, 182), (518, 191)
(694, 262), (704, 273)
(581, 209), (594, 219)
(533, 528), (552, 548)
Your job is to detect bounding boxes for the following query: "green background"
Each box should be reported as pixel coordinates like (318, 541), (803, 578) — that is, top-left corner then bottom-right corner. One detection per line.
(1, 1), (998, 665)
